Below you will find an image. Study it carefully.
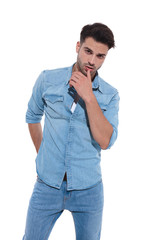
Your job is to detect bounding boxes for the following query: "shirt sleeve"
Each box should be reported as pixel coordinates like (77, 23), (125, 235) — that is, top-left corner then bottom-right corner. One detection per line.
(26, 71), (45, 123)
(103, 91), (120, 150)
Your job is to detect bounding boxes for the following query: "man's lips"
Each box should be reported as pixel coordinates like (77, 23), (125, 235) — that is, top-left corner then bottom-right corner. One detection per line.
(84, 66), (94, 71)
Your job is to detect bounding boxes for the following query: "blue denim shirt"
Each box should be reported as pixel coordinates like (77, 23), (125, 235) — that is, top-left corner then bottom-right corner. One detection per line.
(26, 64), (120, 190)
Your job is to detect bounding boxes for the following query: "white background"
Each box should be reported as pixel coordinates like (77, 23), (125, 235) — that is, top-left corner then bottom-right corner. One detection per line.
(0, 0), (160, 239)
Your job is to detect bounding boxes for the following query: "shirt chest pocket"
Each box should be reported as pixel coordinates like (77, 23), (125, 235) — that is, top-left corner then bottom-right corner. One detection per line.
(43, 95), (70, 119)
(99, 103), (108, 113)
(75, 97), (108, 125)
(96, 94), (113, 113)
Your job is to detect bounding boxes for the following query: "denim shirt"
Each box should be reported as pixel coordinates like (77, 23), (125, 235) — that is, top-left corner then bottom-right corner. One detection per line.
(26, 64), (120, 190)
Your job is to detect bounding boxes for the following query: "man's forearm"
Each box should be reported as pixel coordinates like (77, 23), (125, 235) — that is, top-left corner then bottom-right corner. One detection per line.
(28, 123), (43, 153)
(85, 93), (113, 149)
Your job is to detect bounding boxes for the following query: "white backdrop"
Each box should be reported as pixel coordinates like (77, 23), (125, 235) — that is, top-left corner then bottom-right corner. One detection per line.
(0, 0), (160, 239)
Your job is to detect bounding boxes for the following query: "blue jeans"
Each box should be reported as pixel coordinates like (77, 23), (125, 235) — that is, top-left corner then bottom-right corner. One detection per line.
(22, 176), (104, 240)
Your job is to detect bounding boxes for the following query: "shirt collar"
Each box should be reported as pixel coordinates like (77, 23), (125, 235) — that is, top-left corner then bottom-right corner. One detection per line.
(65, 64), (103, 93)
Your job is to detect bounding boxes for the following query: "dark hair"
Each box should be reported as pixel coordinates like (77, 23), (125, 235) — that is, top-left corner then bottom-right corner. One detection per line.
(80, 23), (115, 49)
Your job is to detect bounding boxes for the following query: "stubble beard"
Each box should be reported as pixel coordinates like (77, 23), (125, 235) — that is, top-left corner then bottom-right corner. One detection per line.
(76, 58), (87, 77)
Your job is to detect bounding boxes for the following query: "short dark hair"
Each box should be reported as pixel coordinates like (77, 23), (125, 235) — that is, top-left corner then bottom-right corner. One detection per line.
(80, 23), (115, 49)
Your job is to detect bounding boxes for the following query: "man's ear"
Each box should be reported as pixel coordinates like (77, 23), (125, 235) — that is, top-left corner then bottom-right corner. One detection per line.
(76, 41), (81, 53)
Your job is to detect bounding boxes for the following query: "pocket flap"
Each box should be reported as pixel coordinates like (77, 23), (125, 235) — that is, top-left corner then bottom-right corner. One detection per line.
(44, 94), (64, 104)
(96, 94), (113, 110)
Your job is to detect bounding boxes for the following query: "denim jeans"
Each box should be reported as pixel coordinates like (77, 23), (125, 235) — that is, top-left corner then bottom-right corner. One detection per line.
(22, 176), (104, 240)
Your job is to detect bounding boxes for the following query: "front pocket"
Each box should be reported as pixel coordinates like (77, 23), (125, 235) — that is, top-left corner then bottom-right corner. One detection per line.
(44, 95), (69, 119)
(99, 104), (107, 113)
(96, 94), (113, 112)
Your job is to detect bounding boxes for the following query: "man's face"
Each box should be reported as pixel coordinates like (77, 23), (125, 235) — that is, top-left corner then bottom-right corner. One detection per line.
(76, 37), (109, 79)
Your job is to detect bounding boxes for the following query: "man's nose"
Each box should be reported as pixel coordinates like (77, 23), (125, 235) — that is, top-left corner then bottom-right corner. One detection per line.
(88, 55), (96, 66)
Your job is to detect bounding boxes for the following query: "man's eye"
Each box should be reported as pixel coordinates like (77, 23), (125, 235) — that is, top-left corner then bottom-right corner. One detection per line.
(97, 55), (104, 59)
(85, 49), (92, 54)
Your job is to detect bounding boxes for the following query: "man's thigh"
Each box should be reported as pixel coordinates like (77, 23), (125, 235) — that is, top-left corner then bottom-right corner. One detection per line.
(69, 180), (104, 240)
(23, 177), (64, 240)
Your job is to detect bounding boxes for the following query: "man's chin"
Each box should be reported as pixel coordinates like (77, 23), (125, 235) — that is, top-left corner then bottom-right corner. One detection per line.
(79, 68), (87, 76)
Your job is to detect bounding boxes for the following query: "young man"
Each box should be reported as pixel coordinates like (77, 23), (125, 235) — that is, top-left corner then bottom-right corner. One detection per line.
(23, 23), (120, 240)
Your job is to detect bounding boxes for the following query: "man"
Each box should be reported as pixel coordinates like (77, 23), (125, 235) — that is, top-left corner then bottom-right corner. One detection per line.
(23, 23), (120, 240)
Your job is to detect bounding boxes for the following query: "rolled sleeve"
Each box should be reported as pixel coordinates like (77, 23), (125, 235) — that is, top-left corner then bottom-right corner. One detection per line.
(26, 71), (45, 123)
(103, 91), (120, 150)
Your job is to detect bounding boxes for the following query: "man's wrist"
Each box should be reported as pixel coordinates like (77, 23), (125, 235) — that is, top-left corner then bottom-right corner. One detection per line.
(84, 92), (96, 105)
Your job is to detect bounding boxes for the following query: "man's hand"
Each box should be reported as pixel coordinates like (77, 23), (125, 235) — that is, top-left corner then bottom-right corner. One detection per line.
(69, 68), (113, 149)
(69, 70), (94, 103)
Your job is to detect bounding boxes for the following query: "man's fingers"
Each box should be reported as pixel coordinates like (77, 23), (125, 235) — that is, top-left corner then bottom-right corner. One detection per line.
(71, 72), (80, 79)
(72, 72), (83, 79)
(87, 69), (91, 80)
(70, 75), (78, 84)
(70, 70), (91, 83)
(69, 79), (76, 88)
